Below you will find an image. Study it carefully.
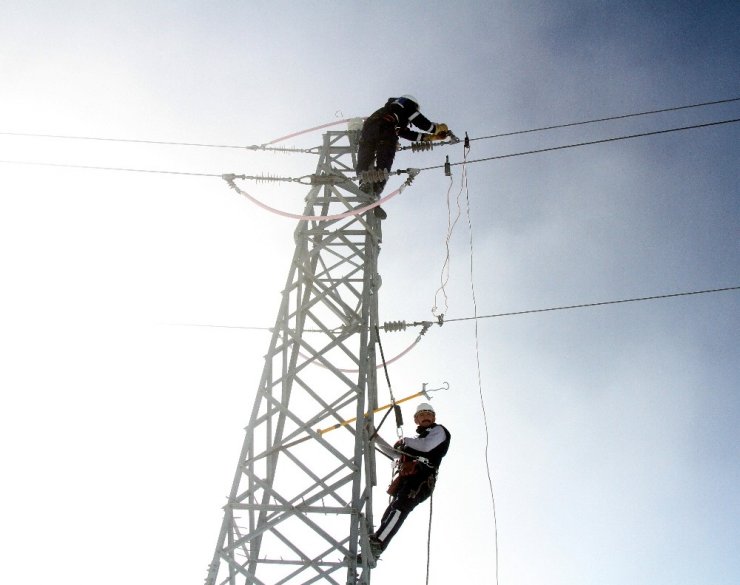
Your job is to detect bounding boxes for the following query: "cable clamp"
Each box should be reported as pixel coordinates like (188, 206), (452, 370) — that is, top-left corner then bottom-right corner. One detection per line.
(302, 173), (348, 186)
(402, 168), (421, 186)
(222, 173), (244, 188)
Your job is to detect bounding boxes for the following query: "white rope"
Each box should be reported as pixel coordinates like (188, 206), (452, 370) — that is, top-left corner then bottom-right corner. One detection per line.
(431, 162), (466, 318)
(462, 144), (500, 585)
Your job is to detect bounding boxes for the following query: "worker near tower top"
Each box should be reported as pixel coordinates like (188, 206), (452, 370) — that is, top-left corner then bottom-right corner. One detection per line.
(366, 402), (451, 564)
(356, 95), (451, 218)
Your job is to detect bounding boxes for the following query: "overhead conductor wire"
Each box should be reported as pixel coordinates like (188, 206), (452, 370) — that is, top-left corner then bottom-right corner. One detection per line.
(1, 116), (737, 202)
(469, 96), (740, 142)
(189, 286), (740, 333)
(3, 96), (734, 149)
(417, 118), (740, 173)
(442, 286), (740, 324)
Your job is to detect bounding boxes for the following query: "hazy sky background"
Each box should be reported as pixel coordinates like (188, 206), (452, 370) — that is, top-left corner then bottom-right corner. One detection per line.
(1, 2), (738, 584)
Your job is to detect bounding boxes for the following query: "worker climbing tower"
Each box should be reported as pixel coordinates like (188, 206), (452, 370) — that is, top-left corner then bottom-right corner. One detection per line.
(206, 123), (386, 585)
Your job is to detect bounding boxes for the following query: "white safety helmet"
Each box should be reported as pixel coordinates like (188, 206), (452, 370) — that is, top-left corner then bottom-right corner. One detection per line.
(400, 94), (420, 109)
(415, 402), (435, 415)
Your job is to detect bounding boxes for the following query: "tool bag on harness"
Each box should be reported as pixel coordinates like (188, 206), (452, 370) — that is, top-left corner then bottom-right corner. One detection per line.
(386, 454), (420, 496)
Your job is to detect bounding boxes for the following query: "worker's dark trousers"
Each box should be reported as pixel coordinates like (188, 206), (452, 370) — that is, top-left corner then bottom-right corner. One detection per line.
(356, 115), (397, 195)
(373, 473), (435, 550)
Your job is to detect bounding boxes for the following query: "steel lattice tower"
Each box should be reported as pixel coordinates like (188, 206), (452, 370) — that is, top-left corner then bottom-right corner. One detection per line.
(206, 125), (384, 585)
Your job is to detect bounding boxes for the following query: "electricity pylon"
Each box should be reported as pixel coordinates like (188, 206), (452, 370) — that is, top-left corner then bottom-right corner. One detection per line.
(206, 123), (384, 585)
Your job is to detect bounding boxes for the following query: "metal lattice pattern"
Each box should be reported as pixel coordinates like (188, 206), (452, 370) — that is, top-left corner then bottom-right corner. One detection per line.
(207, 129), (382, 585)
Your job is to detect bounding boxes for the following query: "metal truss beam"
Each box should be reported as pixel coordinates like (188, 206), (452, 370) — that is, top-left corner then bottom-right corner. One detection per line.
(206, 125), (381, 585)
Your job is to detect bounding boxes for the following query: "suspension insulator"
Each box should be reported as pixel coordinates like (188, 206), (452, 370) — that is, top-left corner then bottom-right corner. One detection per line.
(383, 320), (408, 333)
(253, 173), (284, 183)
(411, 141), (434, 153)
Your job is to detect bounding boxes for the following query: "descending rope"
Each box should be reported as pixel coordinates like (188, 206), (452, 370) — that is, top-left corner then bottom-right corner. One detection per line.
(426, 494), (433, 585)
(430, 176), (456, 317)
(460, 141), (500, 585)
(432, 133), (470, 322)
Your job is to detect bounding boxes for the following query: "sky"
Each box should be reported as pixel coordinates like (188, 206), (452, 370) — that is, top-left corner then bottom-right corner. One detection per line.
(0, 1), (738, 584)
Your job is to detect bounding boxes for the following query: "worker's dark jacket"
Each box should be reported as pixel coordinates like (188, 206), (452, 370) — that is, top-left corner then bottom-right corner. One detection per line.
(368, 96), (437, 141)
(400, 423), (451, 477)
(371, 422), (451, 549)
(356, 97), (438, 194)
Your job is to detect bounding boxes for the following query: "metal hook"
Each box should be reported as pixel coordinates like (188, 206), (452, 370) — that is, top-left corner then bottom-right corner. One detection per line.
(421, 381), (450, 399)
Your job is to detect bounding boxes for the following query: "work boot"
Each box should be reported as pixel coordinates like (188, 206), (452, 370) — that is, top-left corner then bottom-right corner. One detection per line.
(369, 536), (384, 560)
(359, 181), (374, 195)
(355, 536), (383, 567)
(355, 553), (377, 568)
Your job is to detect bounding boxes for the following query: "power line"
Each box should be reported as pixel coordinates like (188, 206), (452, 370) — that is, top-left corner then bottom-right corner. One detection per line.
(416, 118), (740, 172)
(176, 287), (740, 333)
(1, 97), (736, 151)
(0, 131), (248, 150)
(0, 159), (221, 178)
(470, 96), (740, 142)
(442, 286), (740, 324)
(2, 118), (738, 181)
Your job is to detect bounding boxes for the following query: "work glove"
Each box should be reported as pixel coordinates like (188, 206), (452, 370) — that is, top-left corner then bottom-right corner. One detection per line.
(421, 131), (448, 142)
(434, 123), (449, 134)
